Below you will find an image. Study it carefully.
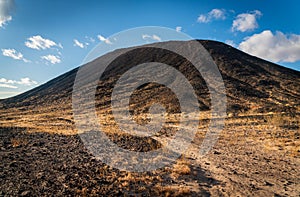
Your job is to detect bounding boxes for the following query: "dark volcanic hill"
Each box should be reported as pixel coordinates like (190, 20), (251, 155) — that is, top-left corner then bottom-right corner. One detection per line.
(1, 40), (299, 116)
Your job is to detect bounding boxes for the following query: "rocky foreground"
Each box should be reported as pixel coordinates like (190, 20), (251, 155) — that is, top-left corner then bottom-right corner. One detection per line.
(1, 121), (299, 196)
(0, 127), (213, 196)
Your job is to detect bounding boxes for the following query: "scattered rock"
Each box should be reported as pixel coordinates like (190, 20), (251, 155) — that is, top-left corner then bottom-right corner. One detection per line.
(265, 181), (274, 186)
(20, 190), (31, 196)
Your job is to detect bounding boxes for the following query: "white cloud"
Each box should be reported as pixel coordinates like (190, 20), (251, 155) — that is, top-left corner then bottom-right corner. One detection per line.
(0, 0), (14, 28)
(74, 36), (96, 48)
(175, 26), (182, 32)
(25, 35), (61, 50)
(41, 55), (61, 64)
(210, 8), (226, 19)
(197, 8), (226, 23)
(142, 34), (161, 42)
(0, 83), (17, 88)
(239, 30), (300, 63)
(73, 39), (90, 48)
(0, 78), (14, 84)
(0, 15), (11, 28)
(225, 40), (237, 47)
(58, 43), (63, 49)
(17, 77), (38, 86)
(0, 77), (37, 89)
(73, 39), (85, 48)
(232, 10), (262, 32)
(197, 15), (208, 23)
(97, 35), (112, 44)
(152, 35), (161, 41)
(2, 48), (30, 62)
(2, 48), (22, 59)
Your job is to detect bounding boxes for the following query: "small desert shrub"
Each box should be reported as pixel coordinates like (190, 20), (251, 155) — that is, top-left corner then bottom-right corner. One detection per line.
(154, 184), (191, 197)
(267, 114), (285, 128)
(10, 138), (28, 147)
(266, 113), (299, 132)
(172, 156), (191, 176)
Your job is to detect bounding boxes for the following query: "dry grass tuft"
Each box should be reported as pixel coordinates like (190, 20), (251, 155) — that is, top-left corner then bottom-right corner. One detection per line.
(171, 156), (191, 180)
(154, 184), (191, 197)
(10, 138), (28, 147)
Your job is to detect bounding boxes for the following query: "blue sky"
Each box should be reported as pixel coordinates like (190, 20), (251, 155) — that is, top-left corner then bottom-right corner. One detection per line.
(0, 0), (299, 98)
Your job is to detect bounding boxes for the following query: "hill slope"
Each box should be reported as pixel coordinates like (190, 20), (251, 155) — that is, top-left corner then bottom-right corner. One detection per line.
(1, 40), (299, 113)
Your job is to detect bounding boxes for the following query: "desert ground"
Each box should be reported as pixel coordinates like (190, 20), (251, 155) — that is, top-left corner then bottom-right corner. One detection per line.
(0, 110), (299, 196)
